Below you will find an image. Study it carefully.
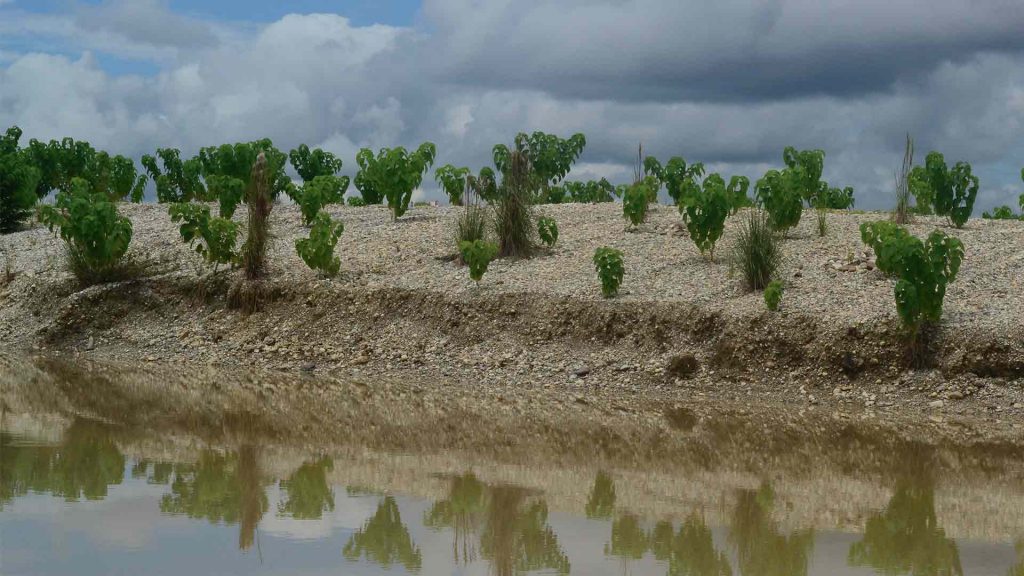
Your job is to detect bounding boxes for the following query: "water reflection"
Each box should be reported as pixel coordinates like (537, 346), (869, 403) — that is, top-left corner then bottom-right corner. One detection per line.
(651, 516), (732, 576)
(848, 466), (963, 576)
(587, 470), (617, 519)
(343, 495), (424, 571)
(728, 483), (815, 576)
(277, 457), (335, 520)
(426, 473), (571, 575)
(0, 420), (124, 505)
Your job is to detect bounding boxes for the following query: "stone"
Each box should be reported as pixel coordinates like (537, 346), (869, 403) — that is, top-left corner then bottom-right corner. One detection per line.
(300, 363), (316, 373)
(573, 366), (591, 377)
(666, 354), (699, 379)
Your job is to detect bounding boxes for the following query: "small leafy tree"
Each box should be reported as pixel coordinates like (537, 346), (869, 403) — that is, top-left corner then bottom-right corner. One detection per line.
(679, 173), (731, 261)
(922, 152), (978, 228)
(493, 132), (585, 199)
(37, 178), (133, 284)
(764, 280), (783, 311)
(593, 247), (624, 298)
(622, 182), (651, 228)
(0, 126), (41, 233)
(198, 139), (289, 218)
(141, 148), (208, 203)
(168, 203), (239, 270)
(289, 144), (343, 182)
(467, 167), (498, 204)
(355, 143), (436, 220)
(892, 230), (964, 358)
(458, 239), (498, 284)
(562, 179), (617, 203)
(908, 165), (934, 215)
(296, 212), (344, 277)
(292, 176), (349, 226)
(347, 196), (367, 207)
(860, 221), (912, 276)
(982, 205), (1018, 220)
(755, 169), (803, 235)
(537, 216), (558, 247)
(28, 137), (145, 202)
(727, 175), (752, 214)
(434, 164), (471, 206)
(644, 156), (705, 206)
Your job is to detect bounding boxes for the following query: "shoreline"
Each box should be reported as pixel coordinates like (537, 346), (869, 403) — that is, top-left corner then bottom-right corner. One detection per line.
(0, 202), (1022, 445)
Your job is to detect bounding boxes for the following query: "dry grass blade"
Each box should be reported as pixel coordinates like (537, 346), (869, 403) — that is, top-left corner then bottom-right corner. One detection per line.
(893, 133), (914, 225)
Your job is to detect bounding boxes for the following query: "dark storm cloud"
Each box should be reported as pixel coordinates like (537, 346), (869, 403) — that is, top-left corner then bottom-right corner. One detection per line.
(421, 0), (1024, 102)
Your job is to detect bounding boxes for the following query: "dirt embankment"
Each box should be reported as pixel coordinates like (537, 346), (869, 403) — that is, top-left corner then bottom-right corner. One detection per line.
(0, 203), (1022, 437)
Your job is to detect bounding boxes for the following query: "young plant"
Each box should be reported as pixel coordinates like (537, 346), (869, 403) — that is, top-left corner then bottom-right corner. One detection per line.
(537, 216), (559, 247)
(493, 149), (536, 258)
(679, 173), (731, 261)
(295, 212), (344, 277)
(29, 137), (146, 202)
(292, 176), (349, 226)
(754, 169), (803, 235)
(168, 203), (239, 270)
(622, 182), (650, 228)
(493, 131), (585, 199)
(37, 178), (134, 284)
(982, 206), (1018, 220)
(346, 196), (367, 207)
(563, 179), (617, 203)
(434, 164), (471, 206)
(198, 139), (290, 218)
(288, 144), (343, 182)
(645, 156), (705, 206)
(1, 126), (41, 233)
(593, 247), (625, 298)
(726, 176), (752, 214)
(922, 151), (979, 228)
(764, 280), (784, 311)
(141, 148), (208, 203)
(732, 209), (782, 291)
(459, 239), (498, 284)
(354, 143), (436, 220)
(454, 187), (488, 260)
(241, 152), (274, 281)
(860, 221), (913, 276)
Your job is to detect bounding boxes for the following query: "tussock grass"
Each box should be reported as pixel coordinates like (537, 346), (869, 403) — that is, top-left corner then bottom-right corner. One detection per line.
(494, 149), (535, 258)
(732, 209), (782, 291)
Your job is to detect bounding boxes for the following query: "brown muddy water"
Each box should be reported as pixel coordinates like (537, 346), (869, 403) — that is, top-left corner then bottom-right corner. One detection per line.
(1, 362), (1024, 575)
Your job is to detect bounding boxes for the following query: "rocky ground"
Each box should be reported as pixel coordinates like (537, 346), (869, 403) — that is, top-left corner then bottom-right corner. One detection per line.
(0, 202), (1022, 445)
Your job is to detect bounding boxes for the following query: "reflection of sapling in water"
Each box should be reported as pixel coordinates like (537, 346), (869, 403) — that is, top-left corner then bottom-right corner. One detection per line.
(343, 496), (423, 571)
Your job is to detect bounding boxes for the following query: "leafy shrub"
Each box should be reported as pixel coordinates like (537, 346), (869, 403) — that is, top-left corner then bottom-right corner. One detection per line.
(198, 139), (289, 218)
(860, 220), (913, 276)
(726, 175), (752, 214)
(537, 216), (558, 247)
(764, 280), (783, 311)
(30, 137), (146, 202)
(562, 179), (617, 203)
(434, 164), (471, 206)
(467, 167), (498, 204)
(982, 206), (1019, 220)
(593, 247), (625, 298)
(292, 176), (349, 225)
(346, 196), (367, 207)
(168, 203), (239, 270)
(355, 143), (436, 220)
(459, 239), (498, 284)
(296, 212), (344, 277)
(732, 209), (782, 291)
(907, 165), (934, 215)
(644, 156), (704, 206)
(1, 126), (40, 233)
(454, 192), (488, 259)
(622, 182), (651, 228)
(754, 169), (803, 235)
(141, 148), (208, 203)
(679, 173), (731, 260)
(37, 178), (134, 284)
(289, 144), (343, 182)
(822, 186), (855, 209)
(493, 131), (585, 200)
(921, 152), (978, 228)
(493, 149), (536, 258)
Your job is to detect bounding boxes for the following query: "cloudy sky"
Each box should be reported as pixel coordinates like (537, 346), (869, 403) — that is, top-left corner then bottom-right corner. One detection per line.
(1, 0), (1023, 209)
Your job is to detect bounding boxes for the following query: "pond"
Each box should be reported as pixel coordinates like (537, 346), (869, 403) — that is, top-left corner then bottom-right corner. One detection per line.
(2, 414), (1023, 576)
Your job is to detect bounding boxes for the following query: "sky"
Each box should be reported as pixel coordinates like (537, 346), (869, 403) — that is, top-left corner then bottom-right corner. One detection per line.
(1, 0), (1023, 209)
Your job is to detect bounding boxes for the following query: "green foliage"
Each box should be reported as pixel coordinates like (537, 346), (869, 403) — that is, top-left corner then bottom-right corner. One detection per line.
(755, 169), (803, 234)
(679, 173), (731, 260)
(295, 212), (344, 277)
(593, 246), (624, 298)
(346, 196), (367, 207)
(783, 146), (826, 204)
(141, 148), (208, 203)
(982, 205), (1019, 220)
(493, 150), (536, 258)
(892, 231), (964, 334)
(27, 137), (145, 202)
(733, 209), (782, 291)
(459, 239), (498, 283)
(821, 185), (855, 209)
(908, 165), (934, 214)
(468, 167), (498, 203)
(434, 164), (471, 206)
(860, 220), (914, 276)
(922, 151), (979, 228)
(355, 142), (436, 220)
(561, 178), (617, 203)
(37, 178), (133, 284)
(764, 280), (783, 311)
(493, 131), (585, 196)
(537, 216), (558, 247)
(198, 139), (289, 219)
(727, 175), (753, 214)
(168, 203), (239, 269)
(0, 126), (41, 233)
(291, 175), (349, 225)
(277, 458), (334, 520)
(622, 182), (651, 227)
(288, 144), (343, 182)
(645, 156), (705, 206)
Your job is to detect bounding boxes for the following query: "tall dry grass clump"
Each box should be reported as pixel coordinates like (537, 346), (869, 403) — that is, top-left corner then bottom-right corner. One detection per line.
(494, 149), (535, 258)
(893, 133), (914, 225)
(454, 183), (488, 263)
(732, 208), (782, 291)
(228, 152), (273, 313)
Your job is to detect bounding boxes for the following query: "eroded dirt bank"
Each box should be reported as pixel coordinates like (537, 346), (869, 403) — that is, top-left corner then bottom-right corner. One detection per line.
(0, 203), (1022, 437)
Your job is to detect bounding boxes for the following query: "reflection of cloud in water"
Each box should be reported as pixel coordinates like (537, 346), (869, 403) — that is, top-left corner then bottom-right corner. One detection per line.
(259, 485), (377, 541)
